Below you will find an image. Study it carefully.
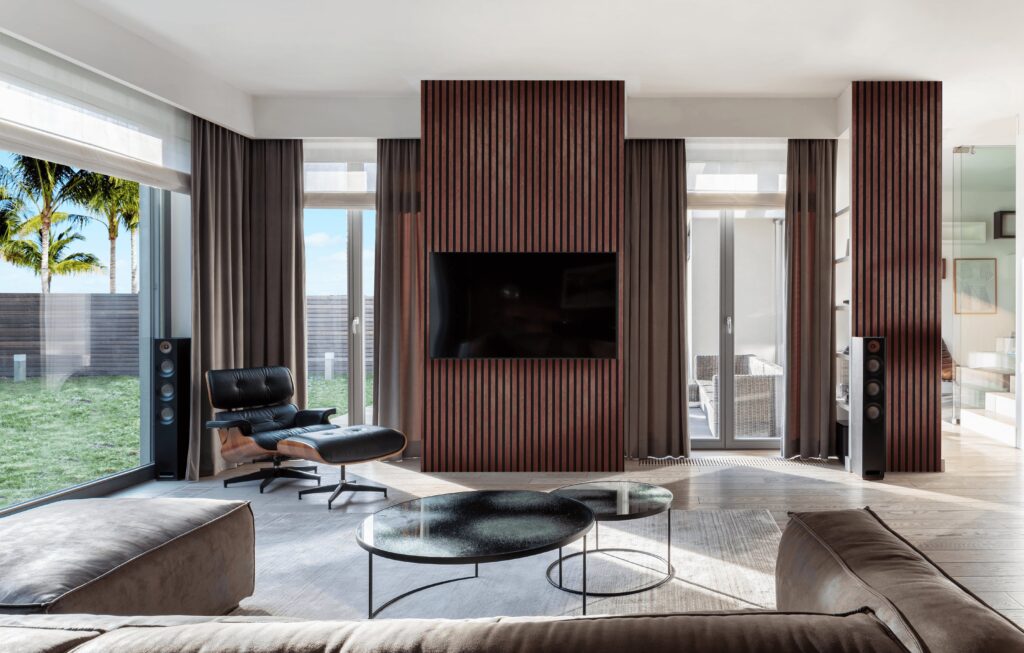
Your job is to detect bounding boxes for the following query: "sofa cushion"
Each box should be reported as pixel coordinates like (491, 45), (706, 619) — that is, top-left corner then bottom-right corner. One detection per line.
(250, 422), (336, 450)
(0, 614), (218, 653)
(2, 611), (909, 653)
(0, 498), (254, 616)
(776, 507), (1024, 653)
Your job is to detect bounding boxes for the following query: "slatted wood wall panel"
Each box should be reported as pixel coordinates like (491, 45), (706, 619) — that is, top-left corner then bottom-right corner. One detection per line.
(851, 81), (942, 472)
(421, 80), (625, 472)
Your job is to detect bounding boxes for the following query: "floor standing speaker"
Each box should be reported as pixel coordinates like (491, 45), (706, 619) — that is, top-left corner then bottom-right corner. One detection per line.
(153, 337), (191, 480)
(849, 336), (886, 480)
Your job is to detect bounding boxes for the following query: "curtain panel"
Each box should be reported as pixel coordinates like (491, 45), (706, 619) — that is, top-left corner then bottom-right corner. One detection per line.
(624, 139), (689, 458)
(372, 139), (424, 453)
(783, 139), (837, 459)
(187, 117), (306, 479)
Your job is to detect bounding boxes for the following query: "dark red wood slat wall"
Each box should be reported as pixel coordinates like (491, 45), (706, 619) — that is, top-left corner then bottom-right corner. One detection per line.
(421, 80), (625, 472)
(851, 81), (942, 472)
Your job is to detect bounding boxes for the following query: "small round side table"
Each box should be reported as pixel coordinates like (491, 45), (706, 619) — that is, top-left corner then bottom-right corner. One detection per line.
(547, 481), (674, 597)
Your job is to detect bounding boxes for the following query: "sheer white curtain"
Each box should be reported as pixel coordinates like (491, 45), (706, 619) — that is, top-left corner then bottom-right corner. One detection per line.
(302, 139), (377, 208)
(0, 33), (190, 192)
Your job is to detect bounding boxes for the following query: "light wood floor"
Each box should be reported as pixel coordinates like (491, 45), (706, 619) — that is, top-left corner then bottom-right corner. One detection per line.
(119, 424), (1024, 625)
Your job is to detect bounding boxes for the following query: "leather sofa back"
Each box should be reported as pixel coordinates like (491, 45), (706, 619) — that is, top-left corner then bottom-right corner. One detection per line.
(207, 366), (295, 410)
(776, 507), (1024, 653)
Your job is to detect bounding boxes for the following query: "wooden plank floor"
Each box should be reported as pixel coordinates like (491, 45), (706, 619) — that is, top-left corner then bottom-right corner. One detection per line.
(119, 425), (1024, 624)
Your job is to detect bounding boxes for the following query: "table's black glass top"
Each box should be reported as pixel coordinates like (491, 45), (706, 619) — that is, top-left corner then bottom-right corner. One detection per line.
(357, 490), (594, 564)
(551, 481), (673, 521)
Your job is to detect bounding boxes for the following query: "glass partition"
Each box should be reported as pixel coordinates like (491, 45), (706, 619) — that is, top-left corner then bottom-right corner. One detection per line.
(949, 146), (1016, 440)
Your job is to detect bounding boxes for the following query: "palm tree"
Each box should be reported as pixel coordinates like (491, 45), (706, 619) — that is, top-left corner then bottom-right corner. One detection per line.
(84, 174), (139, 293)
(0, 186), (20, 245)
(1, 227), (103, 291)
(0, 156), (93, 293)
(125, 203), (140, 294)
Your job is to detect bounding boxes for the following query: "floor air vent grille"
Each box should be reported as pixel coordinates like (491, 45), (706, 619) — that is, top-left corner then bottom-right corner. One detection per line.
(639, 456), (840, 468)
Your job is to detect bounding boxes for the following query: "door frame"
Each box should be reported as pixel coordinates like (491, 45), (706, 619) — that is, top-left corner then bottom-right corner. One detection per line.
(690, 209), (782, 450)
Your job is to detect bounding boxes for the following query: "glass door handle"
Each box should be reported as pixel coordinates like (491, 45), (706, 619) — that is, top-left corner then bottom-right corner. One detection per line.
(351, 316), (360, 335)
(725, 316), (733, 335)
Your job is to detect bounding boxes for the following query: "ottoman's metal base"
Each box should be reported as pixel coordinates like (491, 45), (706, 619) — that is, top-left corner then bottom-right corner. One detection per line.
(297, 466), (388, 509)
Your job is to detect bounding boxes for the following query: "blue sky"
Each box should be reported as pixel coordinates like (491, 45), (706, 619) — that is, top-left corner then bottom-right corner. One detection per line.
(0, 151), (135, 293)
(304, 208), (376, 297)
(0, 152), (376, 297)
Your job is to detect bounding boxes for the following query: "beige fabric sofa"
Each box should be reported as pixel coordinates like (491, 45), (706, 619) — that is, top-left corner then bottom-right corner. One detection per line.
(0, 498), (254, 616)
(3, 507), (1022, 653)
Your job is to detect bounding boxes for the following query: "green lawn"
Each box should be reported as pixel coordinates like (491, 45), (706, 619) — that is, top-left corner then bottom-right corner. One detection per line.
(306, 374), (374, 417)
(0, 374), (375, 509)
(0, 376), (141, 509)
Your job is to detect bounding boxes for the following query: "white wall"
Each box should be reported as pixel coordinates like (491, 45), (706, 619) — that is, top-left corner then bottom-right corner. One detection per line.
(734, 218), (782, 362)
(689, 218), (720, 360)
(254, 95), (420, 138)
(170, 192), (192, 338)
(1017, 115), (1024, 447)
(628, 97), (839, 139)
(941, 151), (1016, 365)
(688, 217), (781, 364)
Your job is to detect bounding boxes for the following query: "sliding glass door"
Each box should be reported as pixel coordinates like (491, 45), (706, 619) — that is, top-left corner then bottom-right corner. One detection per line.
(687, 139), (787, 450)
(688, 210), (785, 449)
(303, 207), (376, 426)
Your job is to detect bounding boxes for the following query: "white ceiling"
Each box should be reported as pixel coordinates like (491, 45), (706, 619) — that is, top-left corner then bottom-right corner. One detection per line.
(66, 0), (1024, 130)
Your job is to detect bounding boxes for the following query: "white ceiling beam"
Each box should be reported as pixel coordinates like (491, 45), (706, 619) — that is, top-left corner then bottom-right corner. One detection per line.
(0, 0), (255, 136)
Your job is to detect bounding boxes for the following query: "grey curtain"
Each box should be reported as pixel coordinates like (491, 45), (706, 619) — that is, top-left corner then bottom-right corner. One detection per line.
(624, 139), (689, 458)
(187, 117), (306, 479)
(783, 139), (836, 459)
(373, 139), (424, 454)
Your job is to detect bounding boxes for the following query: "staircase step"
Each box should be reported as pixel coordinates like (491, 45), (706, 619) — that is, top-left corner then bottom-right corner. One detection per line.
(966, 351), (1015, 371)
(985, 392), (1017, 419)
(960, 408), (1017, 446)
(959, 367), (1012, 391)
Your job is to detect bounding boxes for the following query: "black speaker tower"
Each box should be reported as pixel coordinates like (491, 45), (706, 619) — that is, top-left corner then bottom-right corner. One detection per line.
(849, 336), (886, 480)
(153, 338), (191, 480)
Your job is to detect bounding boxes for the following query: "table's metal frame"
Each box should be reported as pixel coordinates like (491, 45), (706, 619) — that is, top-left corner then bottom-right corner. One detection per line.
(367, 534), (589, 619)
(546, 506), (674, 597)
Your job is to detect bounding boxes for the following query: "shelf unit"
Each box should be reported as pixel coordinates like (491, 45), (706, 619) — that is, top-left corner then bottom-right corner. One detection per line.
(835, 202), (852, 415)
(834, 129), (852, 444)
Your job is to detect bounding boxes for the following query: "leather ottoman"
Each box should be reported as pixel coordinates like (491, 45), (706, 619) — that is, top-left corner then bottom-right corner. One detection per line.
(278, 424), (407, 509)
(0, 498), (254, 616)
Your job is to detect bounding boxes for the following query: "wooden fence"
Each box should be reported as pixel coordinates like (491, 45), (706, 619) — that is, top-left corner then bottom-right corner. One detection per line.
(0, 293), (374, 379)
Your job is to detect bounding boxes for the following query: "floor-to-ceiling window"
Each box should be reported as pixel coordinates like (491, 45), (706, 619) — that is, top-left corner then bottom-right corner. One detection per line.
(303, 141), (377, 424)
(686, 139), (787, 449)
(0, 154), (166, 509)
(0, 33), (187, 510)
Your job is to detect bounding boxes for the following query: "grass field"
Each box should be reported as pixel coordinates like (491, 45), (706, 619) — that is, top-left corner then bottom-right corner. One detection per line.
(0, 373), (374, 510)
(0, 376), (141, 509)
(307, 374), (374, 416)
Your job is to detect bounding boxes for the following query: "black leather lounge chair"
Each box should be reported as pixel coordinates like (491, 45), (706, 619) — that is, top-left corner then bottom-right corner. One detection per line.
(205, 366), (328, 492)
(206, 366), (407, 506)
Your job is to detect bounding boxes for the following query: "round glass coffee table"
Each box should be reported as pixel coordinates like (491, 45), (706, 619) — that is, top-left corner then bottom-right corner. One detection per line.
(356, 490), (595, 618)
(547, 481), (674, 596)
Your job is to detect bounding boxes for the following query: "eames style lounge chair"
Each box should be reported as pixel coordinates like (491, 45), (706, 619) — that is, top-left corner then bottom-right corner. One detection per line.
(205, 366), (329, 492)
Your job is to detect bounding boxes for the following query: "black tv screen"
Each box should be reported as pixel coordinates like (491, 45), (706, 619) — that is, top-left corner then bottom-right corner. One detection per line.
(430, 252), (617, 359)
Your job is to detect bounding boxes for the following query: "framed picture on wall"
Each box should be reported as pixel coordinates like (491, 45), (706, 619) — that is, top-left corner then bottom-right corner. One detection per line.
(954, 258), (998, 314)
(994, 211), (1016, 239)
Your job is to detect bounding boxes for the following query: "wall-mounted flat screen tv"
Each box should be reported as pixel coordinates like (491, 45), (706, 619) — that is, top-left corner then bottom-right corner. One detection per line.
(429, 252), (617, 359)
